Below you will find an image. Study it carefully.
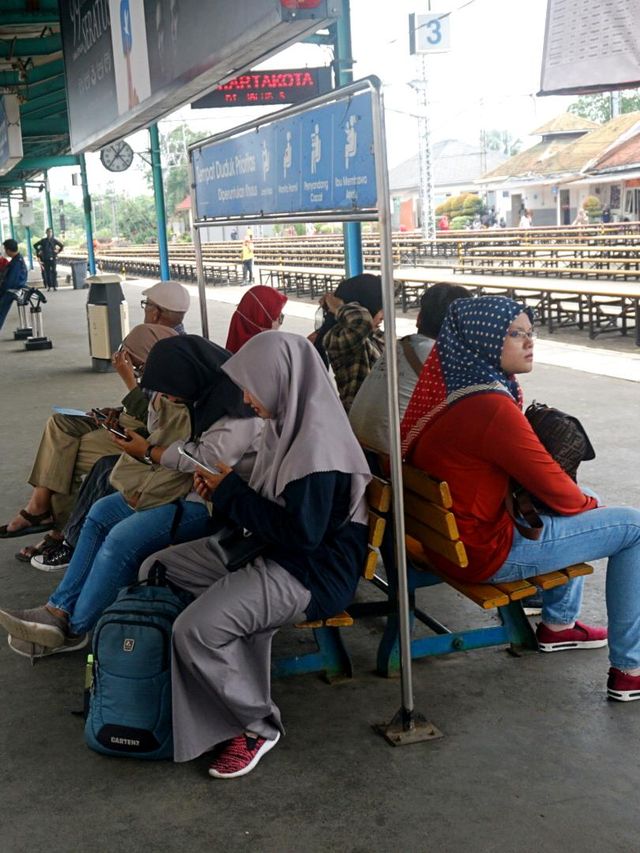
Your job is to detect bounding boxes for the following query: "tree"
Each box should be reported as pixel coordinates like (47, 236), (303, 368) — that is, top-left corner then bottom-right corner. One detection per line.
(140, 123), (207, 217)
(484, 129), (521, 156)
(568, 89), (640, 123)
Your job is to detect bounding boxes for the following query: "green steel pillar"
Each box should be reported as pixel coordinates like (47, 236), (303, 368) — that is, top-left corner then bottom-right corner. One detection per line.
(149, 124), (170, 280)
(25, 225), (34, 269)
(334, 0), (362, 277)
(8, 196), (15, 239)
(79, 154), (96, 274)
(44, 171), (54, 230)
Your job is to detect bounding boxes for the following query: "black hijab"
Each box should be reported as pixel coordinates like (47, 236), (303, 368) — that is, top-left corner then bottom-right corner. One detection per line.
(140, 335), (252, 438)
(314, 273), (384, 366)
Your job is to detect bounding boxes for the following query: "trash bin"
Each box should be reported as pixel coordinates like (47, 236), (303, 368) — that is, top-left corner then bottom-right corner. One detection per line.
(70, 259), (87, 290)
(85, 273), (130, 372)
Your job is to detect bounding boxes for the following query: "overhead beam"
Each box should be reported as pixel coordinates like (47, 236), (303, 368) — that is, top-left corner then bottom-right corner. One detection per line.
(1, 13), (61, 25)
(0, 59), (64, 86)
(21, 118), (69, 136)
(0, 35), (62, 58)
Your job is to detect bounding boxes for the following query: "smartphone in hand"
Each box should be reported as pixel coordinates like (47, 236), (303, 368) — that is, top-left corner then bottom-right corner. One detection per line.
(100, 423), (129, 440)
(178, 446), (220, 476)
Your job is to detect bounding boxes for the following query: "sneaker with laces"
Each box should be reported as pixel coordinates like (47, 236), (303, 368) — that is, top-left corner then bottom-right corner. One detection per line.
(536, 620), (608, 653)
(31, 542), (74, 572)
(208, 731), (280, 779)
(607, 668), (640, 702)
(8, 632), (88, 660)
(0, 605), (67, 647)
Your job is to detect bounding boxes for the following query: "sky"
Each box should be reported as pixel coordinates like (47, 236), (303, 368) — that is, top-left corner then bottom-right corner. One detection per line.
(46, 0), (576, 207)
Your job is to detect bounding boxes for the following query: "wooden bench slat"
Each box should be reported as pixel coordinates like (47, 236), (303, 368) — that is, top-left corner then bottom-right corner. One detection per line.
(402, 464), (452, 508)
(529, 571), (569, 590)
(406, 538), (509, 609)
(368, 511), (386, 549)
(364, 546), (380, 581)
(296, 611), (354, 629)
(366, 476), (391, 513)
(404, 516), (468, 567)
(564, 563), (594, 578)
(403, 493), (459, 539)
(494, 580), (540, 600)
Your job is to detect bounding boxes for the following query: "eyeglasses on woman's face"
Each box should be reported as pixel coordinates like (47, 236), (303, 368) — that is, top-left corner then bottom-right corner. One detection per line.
(506, 329), (536, 341)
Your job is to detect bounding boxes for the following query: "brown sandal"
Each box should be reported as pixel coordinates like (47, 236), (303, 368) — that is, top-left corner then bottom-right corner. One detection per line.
(14, 532), (63, 563)
(0, 509), (55, 539)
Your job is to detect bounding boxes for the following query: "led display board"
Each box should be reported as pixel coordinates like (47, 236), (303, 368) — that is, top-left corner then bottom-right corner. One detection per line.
(192, 67), (332, 109)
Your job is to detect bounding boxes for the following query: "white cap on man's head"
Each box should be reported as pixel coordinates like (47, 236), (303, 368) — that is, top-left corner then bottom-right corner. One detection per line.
(142, 280), (190, 313)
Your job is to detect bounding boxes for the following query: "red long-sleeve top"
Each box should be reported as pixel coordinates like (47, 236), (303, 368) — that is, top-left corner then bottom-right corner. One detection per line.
(408, 393), (597, 582)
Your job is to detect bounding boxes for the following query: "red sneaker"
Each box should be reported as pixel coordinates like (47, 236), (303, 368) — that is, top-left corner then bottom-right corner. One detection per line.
(607, 668), (640, 702)
(208, 731), (280, 779)
(536, 620), (608, 653)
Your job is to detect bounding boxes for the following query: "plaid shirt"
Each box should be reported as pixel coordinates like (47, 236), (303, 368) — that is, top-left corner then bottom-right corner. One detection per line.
(324, 302), (385, 411)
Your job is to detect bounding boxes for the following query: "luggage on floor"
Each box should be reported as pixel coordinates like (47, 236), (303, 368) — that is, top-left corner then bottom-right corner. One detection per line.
(84, 564), (191, 760)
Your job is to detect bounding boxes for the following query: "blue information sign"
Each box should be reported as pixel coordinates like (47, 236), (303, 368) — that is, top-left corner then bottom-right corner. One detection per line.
(192, 91), (376, 220)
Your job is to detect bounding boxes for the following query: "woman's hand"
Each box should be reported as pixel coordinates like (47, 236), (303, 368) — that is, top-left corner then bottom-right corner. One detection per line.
(112, 350), (137, 390)
(112, 428), (146, 458)
(193, 461), (233, 499)
(321, 292), (344, 316)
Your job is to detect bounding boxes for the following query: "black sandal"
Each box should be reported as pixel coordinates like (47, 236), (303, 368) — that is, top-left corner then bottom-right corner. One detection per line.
(0, 509), (55, 539)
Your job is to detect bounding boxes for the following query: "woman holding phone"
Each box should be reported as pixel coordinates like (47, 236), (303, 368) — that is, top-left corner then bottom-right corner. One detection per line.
(0, 337), (262, 659)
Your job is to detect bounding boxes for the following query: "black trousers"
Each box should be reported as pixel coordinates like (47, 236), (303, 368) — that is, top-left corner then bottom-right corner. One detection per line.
(41, 260), (58, 290)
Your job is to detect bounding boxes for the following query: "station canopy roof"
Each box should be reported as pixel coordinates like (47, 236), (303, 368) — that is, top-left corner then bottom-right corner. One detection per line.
(0, 1), (76, 194)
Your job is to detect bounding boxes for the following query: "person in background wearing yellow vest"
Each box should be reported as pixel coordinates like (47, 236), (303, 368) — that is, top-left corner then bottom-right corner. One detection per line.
(241, 237), (254, 284)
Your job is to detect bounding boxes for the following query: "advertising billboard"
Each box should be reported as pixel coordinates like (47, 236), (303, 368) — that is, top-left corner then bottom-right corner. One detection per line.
(0, 95), (24, 176)
(192, 90), (376, 220)
(540, 0), (640, 95)
(60, 0), (341, 153)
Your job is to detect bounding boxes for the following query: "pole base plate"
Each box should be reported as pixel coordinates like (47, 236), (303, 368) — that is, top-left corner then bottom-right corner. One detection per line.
(14, 328), (33, 340)
(25, 337), (53, 351)
(373, 708), (444, 746)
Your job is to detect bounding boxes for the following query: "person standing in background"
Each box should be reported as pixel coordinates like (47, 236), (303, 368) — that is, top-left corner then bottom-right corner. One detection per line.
(33, 228), (63, 292)
(0, 239), (27, 331)
(241, 236), (255, 284)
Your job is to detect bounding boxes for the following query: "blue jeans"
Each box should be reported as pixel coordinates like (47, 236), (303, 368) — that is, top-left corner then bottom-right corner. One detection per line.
(49, 492), (209, 634)
(0, 291), (16, 331)
(489, 506), (640, 670)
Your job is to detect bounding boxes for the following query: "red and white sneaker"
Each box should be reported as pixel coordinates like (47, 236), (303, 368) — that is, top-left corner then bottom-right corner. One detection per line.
(208, 731), (280, 779)
(607, 668), (640, 702)
(536, 620), (608, 653)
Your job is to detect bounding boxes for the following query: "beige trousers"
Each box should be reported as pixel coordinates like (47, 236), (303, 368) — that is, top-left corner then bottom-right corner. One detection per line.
(28, 412), (144, 525)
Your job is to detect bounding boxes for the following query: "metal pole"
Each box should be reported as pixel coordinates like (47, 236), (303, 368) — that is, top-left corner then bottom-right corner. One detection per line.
(189, 151), (210, 339)
(371, 84), (440, 745)
(79, 154), (96, 275)
(22, 187), (34, 270)
(334, 0), (363, 277)
(44, 171), (54, 230)
(416, 55), (435, 241)
(149, 124), (171, 280)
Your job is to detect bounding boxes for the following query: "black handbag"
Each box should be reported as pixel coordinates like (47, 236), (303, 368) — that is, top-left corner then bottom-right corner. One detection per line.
(207, 525), (266, 572)
(510, 401), (596, 539)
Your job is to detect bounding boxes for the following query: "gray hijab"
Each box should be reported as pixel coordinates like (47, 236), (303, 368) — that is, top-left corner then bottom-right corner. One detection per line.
(222, 331), (371, 524)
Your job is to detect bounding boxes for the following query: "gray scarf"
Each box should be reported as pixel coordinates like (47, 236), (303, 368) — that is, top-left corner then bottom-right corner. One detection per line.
(222, 331), (370, 524)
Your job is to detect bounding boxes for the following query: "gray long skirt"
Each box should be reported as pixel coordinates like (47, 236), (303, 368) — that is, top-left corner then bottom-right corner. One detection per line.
(139, 538), (311, 763)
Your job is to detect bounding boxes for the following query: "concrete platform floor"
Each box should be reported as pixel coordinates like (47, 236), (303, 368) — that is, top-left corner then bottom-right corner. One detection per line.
(0, 279), (639, 853)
